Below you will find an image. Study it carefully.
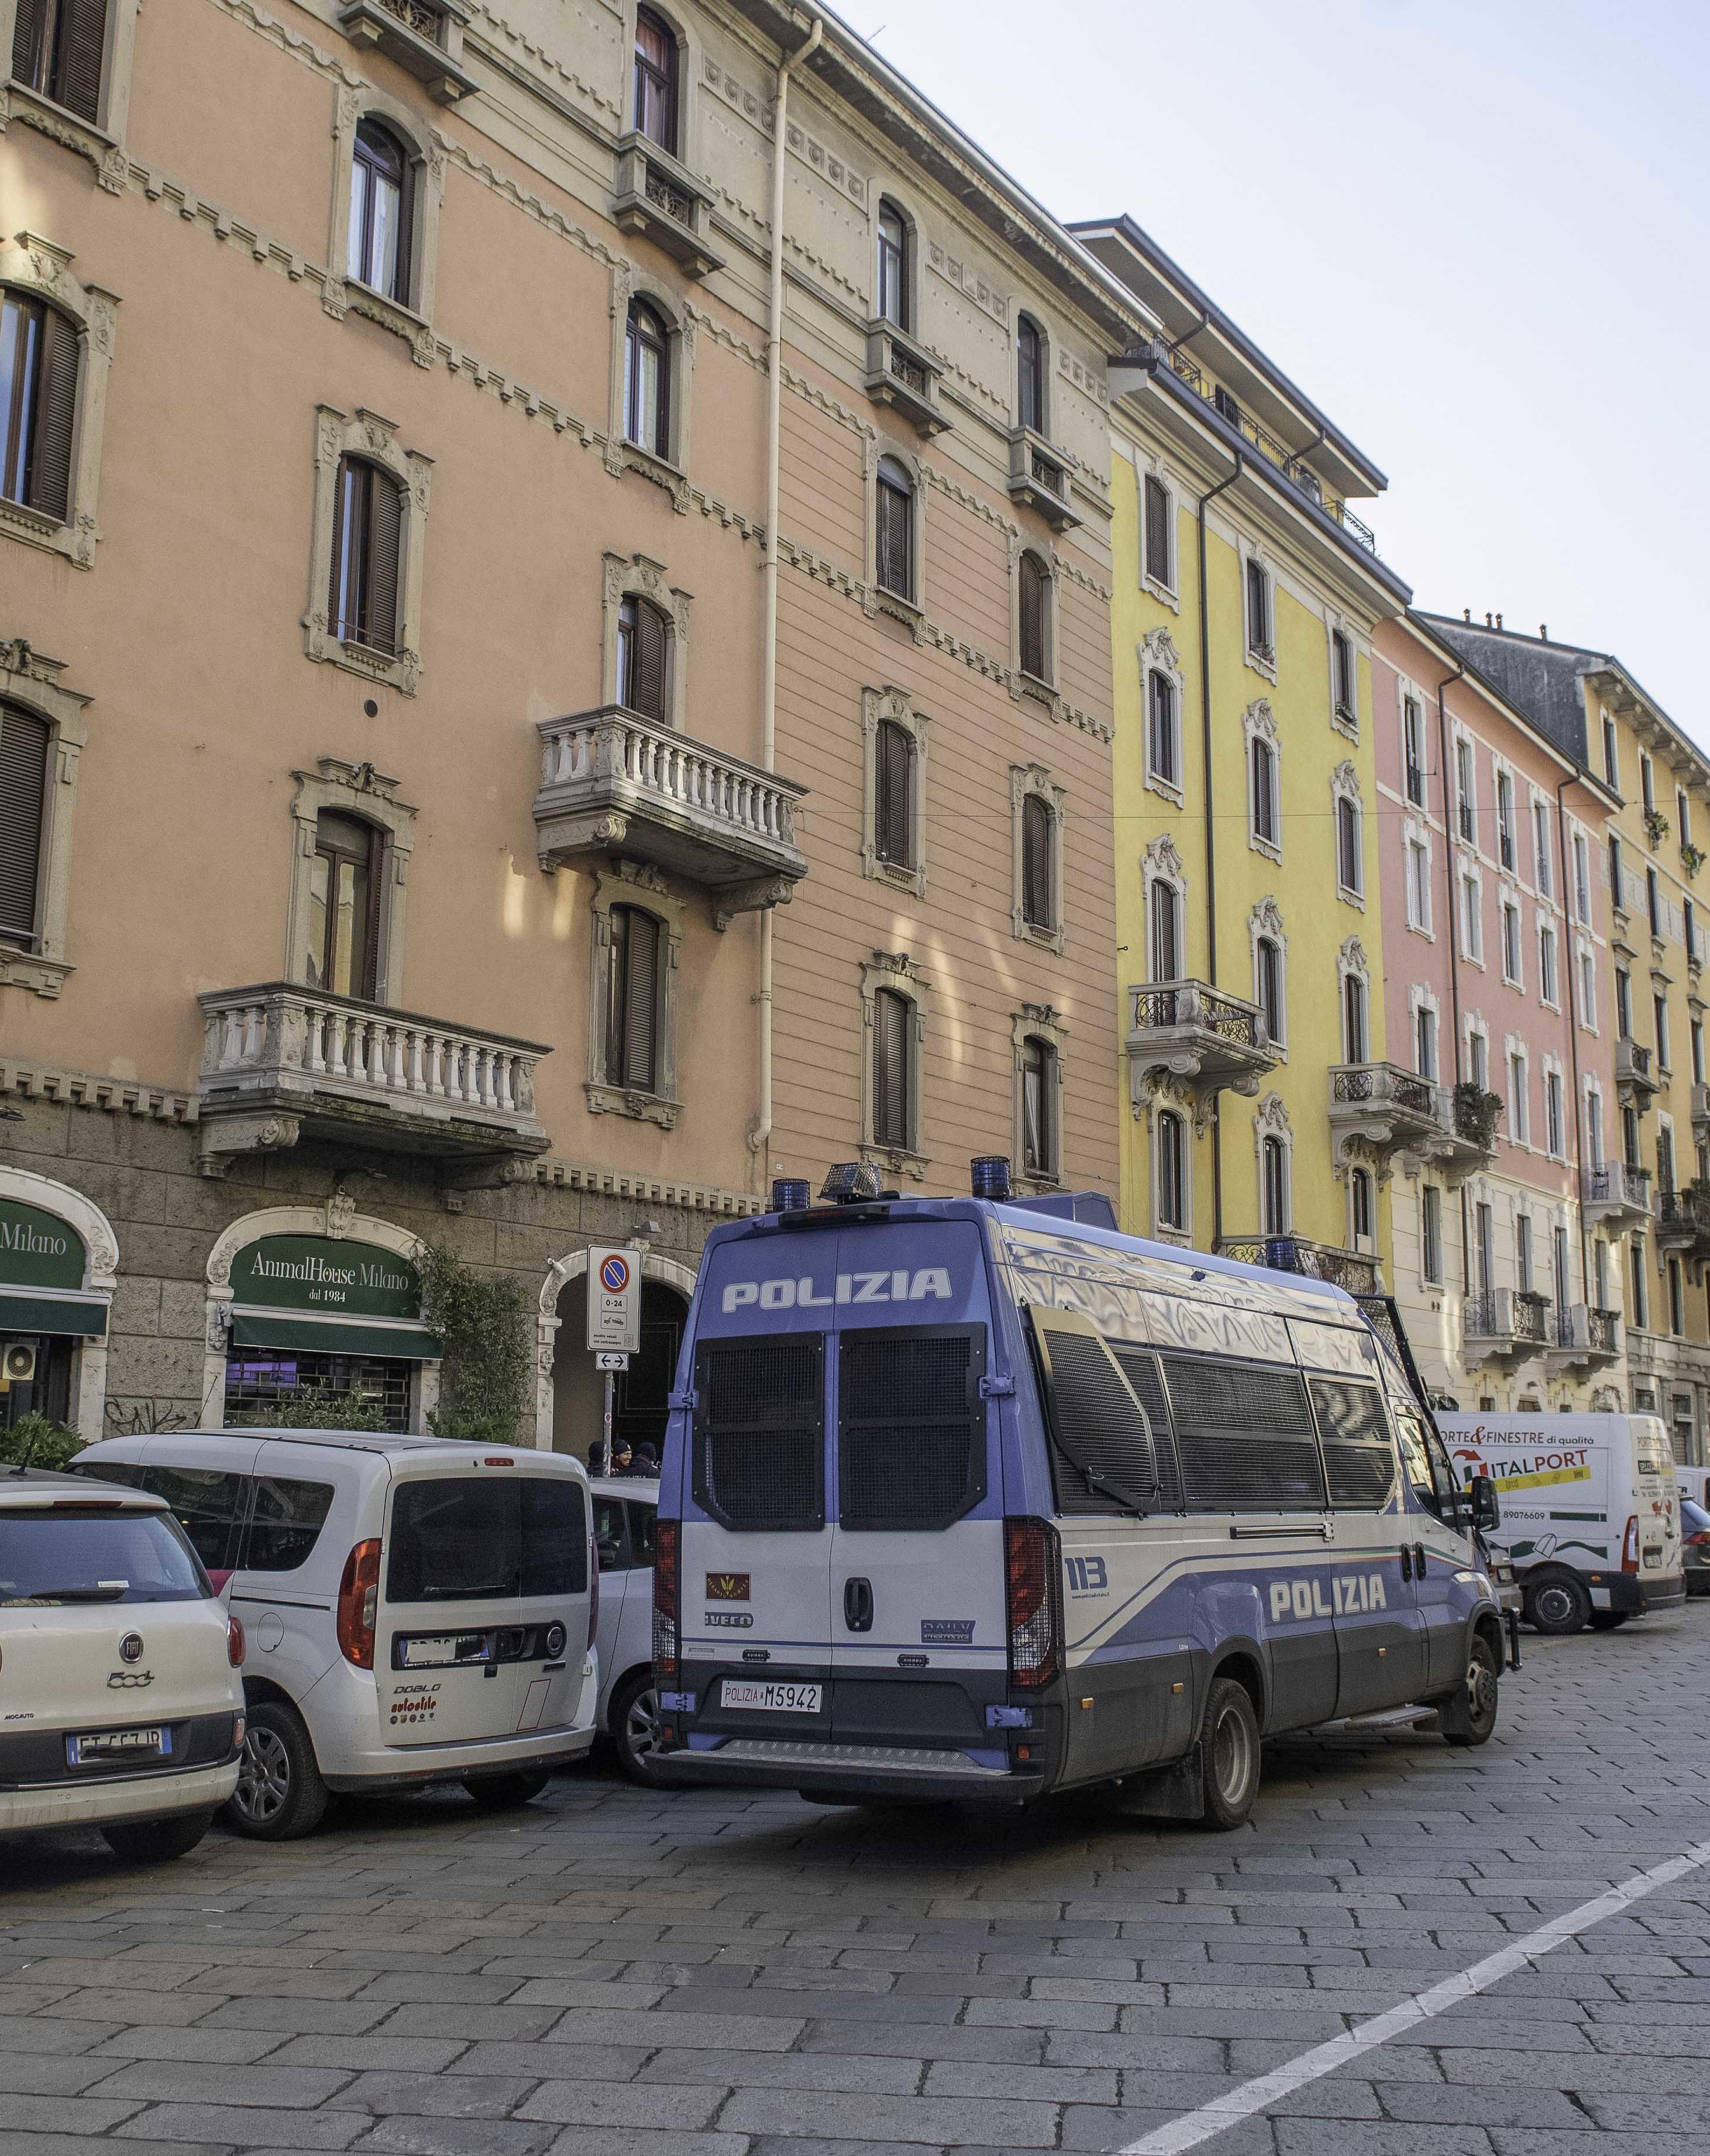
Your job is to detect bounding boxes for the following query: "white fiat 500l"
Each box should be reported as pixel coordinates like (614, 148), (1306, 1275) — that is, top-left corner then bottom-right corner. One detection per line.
(0, 1470), (246, 1862)
(77, 1432), (600, 1838)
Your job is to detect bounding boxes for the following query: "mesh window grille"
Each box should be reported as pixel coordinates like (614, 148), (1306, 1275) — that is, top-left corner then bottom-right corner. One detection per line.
(1161, 1353), (1327, 1512)
(1034, 1318), (1161, 1515)
(693, 1334), (825, 1531)
(837, 1327), (986, 1532)
(1310, 1377), (1399, 1510)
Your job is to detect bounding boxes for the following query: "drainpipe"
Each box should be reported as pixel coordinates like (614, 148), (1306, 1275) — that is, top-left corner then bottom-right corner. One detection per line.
(748, 11), (822, 1182)
(1434, 661), (1470, 1294)
(1196, 452), (1243, 1244)
(1557, 776), (1591, 1311)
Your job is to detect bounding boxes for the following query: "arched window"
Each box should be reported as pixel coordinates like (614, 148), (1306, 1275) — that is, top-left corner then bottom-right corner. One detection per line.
(1018, 551), (1050, 682)
(633, 7), (679, 153)
(11, 0), (107, 125)
(1157, 1109), (1186, 1230)
(607, 903), (662, 1094)
(1343, 970), (1368, 1062)
(872, 986), (912, 1149)
(0, 701), (51, 948)
(1251, 735), (1278, 847)
(348, 118), (414, 304)
(1261, 1134), (1288, 1235)
(873, 718), (914, 868)
(876, 200), (910, 331)
(1016, 314), (1044, 435)
(1021, 793), (1054, 931)
(1, 288), (78, 524)
(1336, 793), (1363, 894)
(1147, 670), (1178, 788)
(1020, 1036), (1057, 1180)
(875, 455), (914, 599)
(1350, 1165), (1374, 1247)
(329, 456), (405, 654)
(1255, 934), (1284, 1046)
(617, 595), (670, 720)
(302, 811), (384, 1001)
(1150, 878), (1182, 983)
(624, 298), (671, 458)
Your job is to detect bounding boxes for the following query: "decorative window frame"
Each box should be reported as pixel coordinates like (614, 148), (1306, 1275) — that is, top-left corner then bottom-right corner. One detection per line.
(1451, 725), (1479, 850)
(1574, 933), (1598, 1031)
(1248, 895), (1288, 1054)
(0, 0), (137, 192)
(1417, 1178), (1446, 1288)
(858, 947), (930, 1181)
(1504, 1031), (1530, 1147)
(624, 2), (704, 165)
(1499, 891), (1523, 989)
(1254, 1091), (1294, 1235)
(1346, 1163), (1377, 1254)
(0, 637), (88, 997)
(1242, 697), (1281, 862)
(1537, 912), (1560, 1010)
(302, 405), (431, 696)
(1324, 612), (1361, 741)
(285, 757), (416, 1004)
(602, 550), (692, 729)
(1492, 755), (1520, 875)
(1408, 981), (1442, 1082)
(1011, 1001), (1066, 1191)
(1141, 832), (1189, 981)
(1331, 759), (1365, 905)
(1542, 1053), (1567, 1161)
(605, 261), (697, 504)
(1337, 935), (1372, 1063)
(1150, 1098), (1192, 1245)
(864, 434), (925, 624)
(1237, 536), (1278, 683)
(1140, 626), (1185, 807)
(0, 1164), (118, 1439)
(322, 88), (444, 366)
(1403, 816), (1434, 936)
(1464, 1012), (1491, 1094)
(869, 186), (924, 335)
(1136, 453), (1179, 606)
(860, 685), (928, 897)
(0, 232), (117, 569)
(1010, 762), (1065, 952)
(1529, 785), (1556, 902)
(1459, 862), (1485, 965)
(587, 861), (683, 1129)
(1396, 672), (1429, 809)
(1014, 310), (1050, 436)
(1010, 537), (1057, 696)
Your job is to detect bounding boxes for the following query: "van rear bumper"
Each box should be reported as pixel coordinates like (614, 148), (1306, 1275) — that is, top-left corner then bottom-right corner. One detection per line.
(0, 1761), (239, 1839)
(1588, 1572), (1687, 1615)
(321, 1722), (597, 1794)
(654, 1737), (1045, 1808)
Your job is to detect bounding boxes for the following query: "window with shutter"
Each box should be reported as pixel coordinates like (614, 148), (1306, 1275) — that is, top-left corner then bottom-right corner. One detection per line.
(1021, 793), (1052, 929)
(1, 290), (78, 525)
(1261, 1135), (1287, 1233)
(1150, 879), (1180, 982)
(0, 702), (50, 946)
(873, 719), (913, 867)
(634, 7), (678, 153)
(871, 986), (911, 1149)
(1018, 551), (1049, 681)
(1143, 473), (1171, 587)
(1255, 937), (1282, 1044)
(1251, 738), (1277, 845)
(624, 299), (671, 457)
(875, 458), (913, 599)
(607, 904), (661, 1094)
(617, 596), (670, 720)
(1157, 1109), (1186, 1229)
(13, 0), (107, 125)
(1016, 315), (1044, 435)
(1337, 796), (1361, 892)
(1147, 670), (1176, 785)
(1020, 1036), (1055, 1177)
(328, 459), (404, 654)
(1246, 558), (1271, 656)
(1343, 971), (1368, 1062)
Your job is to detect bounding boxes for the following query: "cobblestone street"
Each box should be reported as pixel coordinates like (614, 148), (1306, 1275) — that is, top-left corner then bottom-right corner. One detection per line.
(3, 1611), (1708, 2156)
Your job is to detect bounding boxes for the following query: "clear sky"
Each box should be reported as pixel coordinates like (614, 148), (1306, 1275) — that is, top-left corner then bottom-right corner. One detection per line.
(851, 0), (1709, 740)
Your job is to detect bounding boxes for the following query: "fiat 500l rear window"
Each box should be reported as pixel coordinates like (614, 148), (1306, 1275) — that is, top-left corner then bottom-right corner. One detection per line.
(0, 1508), (209, 1605)
(386, 1478), (587, 1604)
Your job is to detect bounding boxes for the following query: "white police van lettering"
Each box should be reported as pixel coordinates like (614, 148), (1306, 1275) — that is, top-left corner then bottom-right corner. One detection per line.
(721, 1268), (953, 1316)
(1065, 1555), (1109, 1593)
(1268, 1574), (1388, 1622)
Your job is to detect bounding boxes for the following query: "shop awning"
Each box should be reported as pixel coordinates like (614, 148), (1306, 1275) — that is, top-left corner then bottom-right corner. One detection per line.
(230, 1312), (442, 1360)
(0, 1290), (109, 1338)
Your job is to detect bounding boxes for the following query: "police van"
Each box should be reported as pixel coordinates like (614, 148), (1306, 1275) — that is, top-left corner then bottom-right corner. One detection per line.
(649, 1164), (1508, 1828)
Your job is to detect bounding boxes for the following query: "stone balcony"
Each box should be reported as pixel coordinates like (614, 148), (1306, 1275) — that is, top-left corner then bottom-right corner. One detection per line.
(1215, 1234), (1381, 1296)
(1615, 1035), (1660, 1102)
(1463, 1288), (1551, 1364)
(533, 707), (808, 927)
(610, 134), (723, 278)
(1126, 979), (1274, 1126)
(336, 0), (478, 101)
(1007, 428), (1080, 530)
(1326, 1061), (1452, 1171)
(197, 985), (550, 1177)
(1583, 1161), (1653, 1230)
(863, 322), (951, 437)
(1693, 1081), (1710, 1138)
(1547, 1303), (1623, 1375)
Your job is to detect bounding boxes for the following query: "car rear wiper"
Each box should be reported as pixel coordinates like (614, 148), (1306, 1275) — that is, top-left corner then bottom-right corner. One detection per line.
(2, 1584), (130, 1604)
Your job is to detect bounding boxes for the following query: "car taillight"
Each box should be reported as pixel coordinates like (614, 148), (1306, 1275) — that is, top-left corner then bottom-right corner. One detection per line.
(1622, 1515), (1639, 1573)
(226, 1614), (246, 1667)
(1005, 1517), (1059, 1689)
(652, 1519), (679, 1684)
(337, 1539), (382, 1667)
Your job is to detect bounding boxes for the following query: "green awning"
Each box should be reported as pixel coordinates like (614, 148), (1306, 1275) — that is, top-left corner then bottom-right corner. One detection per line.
(230, 1312), (442, 1360)
(0, 1291), (109, 1338)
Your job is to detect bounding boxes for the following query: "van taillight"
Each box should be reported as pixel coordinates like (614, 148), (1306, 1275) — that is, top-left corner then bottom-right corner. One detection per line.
(1005, 1517), (1059, 1689)
(337, 1540), (382, 1667)
(1622, 1516), (1639, 1573)
(652, 1519), (679, 1684)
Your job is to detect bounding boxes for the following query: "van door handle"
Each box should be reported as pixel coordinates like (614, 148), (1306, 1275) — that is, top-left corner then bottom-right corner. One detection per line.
(843, 1577), (873, 1633)
(1400, 1546), (1413, 1583)
(1414, 1545), (1427, 1577)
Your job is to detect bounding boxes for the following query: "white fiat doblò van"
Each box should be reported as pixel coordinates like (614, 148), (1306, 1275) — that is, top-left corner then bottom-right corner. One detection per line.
(76, 1432), (598, 1838)
(0, 1470), (245, 1861)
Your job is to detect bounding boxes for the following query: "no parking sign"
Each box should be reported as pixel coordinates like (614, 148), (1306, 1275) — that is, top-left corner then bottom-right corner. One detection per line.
(587, 1246), (641, 1354)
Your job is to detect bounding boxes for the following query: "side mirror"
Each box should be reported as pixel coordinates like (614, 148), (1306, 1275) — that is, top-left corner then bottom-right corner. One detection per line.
(1470, 1474), (1500, 1533)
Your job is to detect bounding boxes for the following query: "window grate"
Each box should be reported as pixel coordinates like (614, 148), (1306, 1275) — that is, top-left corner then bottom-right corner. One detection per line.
(838, 1327), (986, 1533)
(1161, 1353), (1326, 1512)
(1309, 1377), (1398, 1511)
(693, 1334), (824, 1532)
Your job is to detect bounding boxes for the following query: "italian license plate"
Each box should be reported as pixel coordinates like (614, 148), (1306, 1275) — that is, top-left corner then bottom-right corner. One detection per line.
(67, 1727), (168, 1766)
(400, 1634), (490, 1667)
(720, 1679), (821, 1714)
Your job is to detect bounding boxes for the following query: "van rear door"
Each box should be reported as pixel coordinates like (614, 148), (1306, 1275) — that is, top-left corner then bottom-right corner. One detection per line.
(1631, 1421), (1681, 1581)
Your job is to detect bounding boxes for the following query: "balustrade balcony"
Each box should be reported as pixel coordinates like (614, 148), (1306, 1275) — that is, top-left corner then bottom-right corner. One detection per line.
(1547, 1303), (1623, 1373)
(1007, 428), (1079, 529)
(1657, 1187), (1710, 1255)
(1126, 979), (1274, 1125)
(1327, 1061), (1455, 1171)
(1214, 1235), (1381, 1296)
(336, 0), (478, 101)
(533, 706), (808, 926)
(1583, 1161), (1653, 1229)
(1463, 1287), (1550, 1363)
(1615, 1036), (1659, 1101)
(197, 985), (550, 1175)
(863, 323), (951, 437)
(611, 134), (723, 278)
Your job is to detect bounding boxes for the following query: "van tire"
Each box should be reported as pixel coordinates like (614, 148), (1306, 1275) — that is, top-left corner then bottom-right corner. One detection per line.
(226, 1700), (329, 1841)
(1526, 1574), (1591, 1635)
(1587, 1611), (1630, 1632)
(610, 1670), (669, 1787)
(101, 1810), (214, 1863)
(1437, 1634), (1500, 1747)
(1198, 1677), (1261, 1831)
(463, 1769), (553, 1809)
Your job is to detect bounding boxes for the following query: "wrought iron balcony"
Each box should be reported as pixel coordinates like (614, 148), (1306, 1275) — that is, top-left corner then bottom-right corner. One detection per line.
(1615, 1036), (1659, 1099)
(1463, 1288), (1550, 1361)
(611, 134), (723, 278)
(1693, 1081), (1710, 1136)
(534, 706), (808, 927)
(1007, 428), (1080, 529)
(336, 0), (478, 101)
(1126, 979), (1274, 1125)
(1583, 1161), (1653, 1229)
(1327, 1061), (1452, 1169)
(1215, 1235), (1381, 1297)
(1657, 1186), (1710, 1254)
(197, 984), (550, 1175)
(863, 323), (951, 437)
(1547, 1303), (1622, 1373)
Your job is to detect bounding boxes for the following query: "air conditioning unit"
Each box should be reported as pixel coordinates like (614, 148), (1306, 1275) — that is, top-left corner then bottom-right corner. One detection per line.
(2, 1340), (37, 1387)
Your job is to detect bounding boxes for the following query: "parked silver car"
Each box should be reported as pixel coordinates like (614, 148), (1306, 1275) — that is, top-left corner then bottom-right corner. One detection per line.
(590, 1477), (663, 1783)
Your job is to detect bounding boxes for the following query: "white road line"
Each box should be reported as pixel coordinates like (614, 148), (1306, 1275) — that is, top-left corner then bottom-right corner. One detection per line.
(1117, 1832), (1710, 2155)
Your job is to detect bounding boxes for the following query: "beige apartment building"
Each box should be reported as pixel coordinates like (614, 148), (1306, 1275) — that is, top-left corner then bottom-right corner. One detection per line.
(0, 0), (1130, 1446)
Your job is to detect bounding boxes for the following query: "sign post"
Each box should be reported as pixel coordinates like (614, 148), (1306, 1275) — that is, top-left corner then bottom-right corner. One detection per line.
(587, 1249), (641, 1474)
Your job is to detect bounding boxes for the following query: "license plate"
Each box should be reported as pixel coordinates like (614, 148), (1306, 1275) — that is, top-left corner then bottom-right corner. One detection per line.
(720, 1679), (822, 1714)
(399, 1633), (490, 1668)
(67, 1727), (168, 1766)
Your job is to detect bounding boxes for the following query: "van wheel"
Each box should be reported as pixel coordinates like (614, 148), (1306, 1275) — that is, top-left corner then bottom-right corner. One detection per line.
(464, 1769), (552, 1808)
(1526, 1574), (1591, 1635)
(1588, 1612), (1630, 1632)
(1198, 1677), (1261, 1831)
(101, 1810), (213, 1863)
(226, 1700), (329, 1841)
(610, 1670), (670, 1787)
(1437, 1634), (1500, 1747)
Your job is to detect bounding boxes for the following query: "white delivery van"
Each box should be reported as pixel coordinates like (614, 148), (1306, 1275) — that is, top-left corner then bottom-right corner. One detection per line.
(76, 1432), (599, 1838)
(1437, 1412), (1684, 1635)
(0, 1469), (245, 1861)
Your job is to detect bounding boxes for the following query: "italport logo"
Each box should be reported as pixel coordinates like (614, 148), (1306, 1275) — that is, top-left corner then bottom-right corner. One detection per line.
(722, 1268), (953, 1314)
